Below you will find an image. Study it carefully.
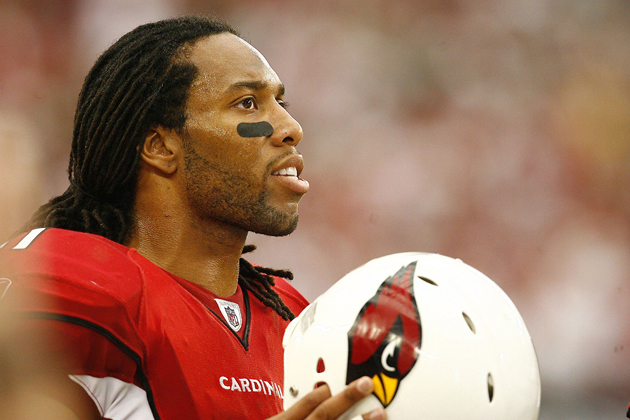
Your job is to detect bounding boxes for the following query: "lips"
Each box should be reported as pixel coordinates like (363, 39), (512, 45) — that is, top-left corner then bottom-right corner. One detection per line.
(271, 154), (309, 195)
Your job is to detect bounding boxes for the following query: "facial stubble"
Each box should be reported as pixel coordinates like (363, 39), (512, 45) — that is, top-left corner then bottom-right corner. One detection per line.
(183, 142), (299, 237)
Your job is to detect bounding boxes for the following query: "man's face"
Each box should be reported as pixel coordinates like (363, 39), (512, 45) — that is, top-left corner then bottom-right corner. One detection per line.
(180, 33), (308, 237)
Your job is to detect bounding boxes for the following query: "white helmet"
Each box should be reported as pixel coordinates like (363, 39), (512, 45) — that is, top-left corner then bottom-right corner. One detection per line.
(283, 253), (541, 420)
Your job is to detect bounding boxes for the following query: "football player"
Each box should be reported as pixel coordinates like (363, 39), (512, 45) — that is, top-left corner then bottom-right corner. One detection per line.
(0, 16), (385, 420)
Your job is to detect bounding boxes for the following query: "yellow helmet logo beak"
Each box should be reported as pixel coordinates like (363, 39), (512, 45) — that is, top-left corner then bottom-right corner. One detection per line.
(372, 373), (400, 407)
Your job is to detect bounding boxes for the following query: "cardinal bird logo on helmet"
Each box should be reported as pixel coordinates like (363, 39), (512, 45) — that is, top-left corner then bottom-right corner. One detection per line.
(346, 261), (422, 408)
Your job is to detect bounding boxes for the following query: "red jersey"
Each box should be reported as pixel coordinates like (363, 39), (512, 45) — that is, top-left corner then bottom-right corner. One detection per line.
(0, 228), (308, 420)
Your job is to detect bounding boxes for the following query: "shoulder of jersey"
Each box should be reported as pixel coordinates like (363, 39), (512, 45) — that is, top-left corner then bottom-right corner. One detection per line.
(272, 276), (310, 311)
(1, 228), (143, 298)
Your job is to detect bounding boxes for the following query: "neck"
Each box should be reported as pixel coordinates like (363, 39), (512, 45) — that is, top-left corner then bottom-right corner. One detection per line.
(126, 202), (248, 297)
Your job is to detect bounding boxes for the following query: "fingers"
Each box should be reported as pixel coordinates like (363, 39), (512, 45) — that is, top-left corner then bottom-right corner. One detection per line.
(312, 377), (387, 420)
(279, 384), (333, 419)
(284, 376), (387, 420)
(327, 376), (373, 414)
(269, 376), (387, 420)
(361, 407), (387, 420)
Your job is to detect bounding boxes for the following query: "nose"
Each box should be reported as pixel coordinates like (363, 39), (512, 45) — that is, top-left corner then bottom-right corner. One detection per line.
(270, 104), (303, 147)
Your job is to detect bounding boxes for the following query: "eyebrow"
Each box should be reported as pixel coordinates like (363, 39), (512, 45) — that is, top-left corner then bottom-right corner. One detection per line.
(227, 80), (285, 96)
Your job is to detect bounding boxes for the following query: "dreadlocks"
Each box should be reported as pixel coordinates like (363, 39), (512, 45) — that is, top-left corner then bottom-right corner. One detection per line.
(23, 16), (295, 320)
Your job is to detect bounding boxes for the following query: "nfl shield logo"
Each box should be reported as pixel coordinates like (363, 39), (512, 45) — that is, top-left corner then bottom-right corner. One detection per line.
(215, 298), (243, 332)
(225, 306), (240, 329)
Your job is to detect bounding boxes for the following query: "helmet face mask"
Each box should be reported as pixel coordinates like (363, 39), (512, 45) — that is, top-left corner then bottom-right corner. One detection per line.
(283, 253), (541, 420)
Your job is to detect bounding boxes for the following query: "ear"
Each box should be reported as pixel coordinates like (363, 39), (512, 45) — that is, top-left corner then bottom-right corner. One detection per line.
(140, 126), (182, 175)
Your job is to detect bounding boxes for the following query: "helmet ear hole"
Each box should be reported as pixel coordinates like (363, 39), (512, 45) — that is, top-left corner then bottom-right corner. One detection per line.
(314, 358), (327, 389)
(316, 357), (326, 373)
(487, 373), (494, 402)
(462, 312), (476, 334)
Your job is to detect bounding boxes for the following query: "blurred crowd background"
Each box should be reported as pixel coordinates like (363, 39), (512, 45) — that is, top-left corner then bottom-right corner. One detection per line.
(0, 0), (629, 418)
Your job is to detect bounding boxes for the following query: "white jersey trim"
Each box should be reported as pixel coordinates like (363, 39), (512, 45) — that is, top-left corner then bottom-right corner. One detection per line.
(69, 374), (155, 420)
(12, 227), (46, 249)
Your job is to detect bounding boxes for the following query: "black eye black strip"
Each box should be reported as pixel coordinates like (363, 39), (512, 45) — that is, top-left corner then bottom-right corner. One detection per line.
(237, 121), (274, 138)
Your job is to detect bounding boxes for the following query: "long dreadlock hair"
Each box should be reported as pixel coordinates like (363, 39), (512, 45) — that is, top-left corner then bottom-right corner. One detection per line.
(23, 16), (296, 320)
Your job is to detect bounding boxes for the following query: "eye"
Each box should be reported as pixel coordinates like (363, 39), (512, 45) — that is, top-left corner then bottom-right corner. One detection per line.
(236, 97), (257, 110)
(277, 98), (289, 109)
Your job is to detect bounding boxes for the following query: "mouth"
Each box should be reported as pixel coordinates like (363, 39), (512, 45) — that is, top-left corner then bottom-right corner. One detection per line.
(271, 155), (309, 195)
(272, 166), (299, 177)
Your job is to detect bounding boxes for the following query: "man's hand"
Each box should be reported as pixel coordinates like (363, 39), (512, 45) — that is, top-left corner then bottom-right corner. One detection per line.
(268, 376), (387, 420)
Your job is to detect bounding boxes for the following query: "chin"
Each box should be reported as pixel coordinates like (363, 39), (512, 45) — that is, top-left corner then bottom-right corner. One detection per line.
(252, 213), (299, 237)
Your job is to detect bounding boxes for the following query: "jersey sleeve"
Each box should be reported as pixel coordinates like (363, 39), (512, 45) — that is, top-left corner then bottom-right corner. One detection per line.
(25, 317), (154, 420)
(0, 229), (157, 419)
(1, 229), (146, 348)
